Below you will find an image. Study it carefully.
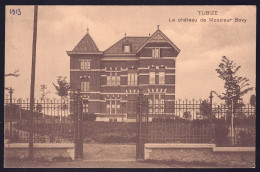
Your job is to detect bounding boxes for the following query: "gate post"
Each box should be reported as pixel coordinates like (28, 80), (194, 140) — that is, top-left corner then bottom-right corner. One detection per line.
(74, 91), (83, 159)
(9, 88), (13, 142)
(136, 88), (144, 160)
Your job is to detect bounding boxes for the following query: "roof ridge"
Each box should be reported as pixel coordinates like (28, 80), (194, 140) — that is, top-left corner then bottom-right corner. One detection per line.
(125, 36), (150, 38)
(103, 37), (125, 52)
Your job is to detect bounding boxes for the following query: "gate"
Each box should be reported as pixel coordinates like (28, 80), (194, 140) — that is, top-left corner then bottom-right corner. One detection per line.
(135, 95), (214, 159)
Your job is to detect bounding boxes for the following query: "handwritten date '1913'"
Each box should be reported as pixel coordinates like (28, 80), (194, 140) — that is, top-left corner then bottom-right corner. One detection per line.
(9, 9), (21, 15)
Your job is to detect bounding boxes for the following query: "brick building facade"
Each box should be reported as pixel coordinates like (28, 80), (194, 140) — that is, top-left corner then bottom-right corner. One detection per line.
(67, 27), (180, 122)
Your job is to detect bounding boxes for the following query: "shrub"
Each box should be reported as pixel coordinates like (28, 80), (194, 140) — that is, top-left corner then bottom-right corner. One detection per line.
(183, 111), (192, 120)
(200, 100), (212, 118)
(4, 104), (20, 120)
(214, 124), (230, 146)
(237, 130), (255, 146)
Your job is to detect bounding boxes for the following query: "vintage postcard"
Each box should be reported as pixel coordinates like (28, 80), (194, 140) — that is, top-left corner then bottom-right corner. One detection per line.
(4, 5), (256, 168)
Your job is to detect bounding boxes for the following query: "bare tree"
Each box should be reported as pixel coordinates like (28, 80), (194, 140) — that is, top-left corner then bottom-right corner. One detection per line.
(5, 69), (20, 77)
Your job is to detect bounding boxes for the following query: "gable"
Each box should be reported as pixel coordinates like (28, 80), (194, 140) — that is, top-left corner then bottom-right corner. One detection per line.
(150, 33), (166, 42)
(137, 30), (180, 53)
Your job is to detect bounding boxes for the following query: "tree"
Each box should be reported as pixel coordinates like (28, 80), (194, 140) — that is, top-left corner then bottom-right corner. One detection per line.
(250, 94), (256, 107)
(199, 100), (212, 118)
(53, 76), (70, 100)
(5, 69), (20, 77)
(5, 69), (20, 91)
(183, 111), (192, 120)
(40, 84), (50, 101)
(215, 56), (253, 108)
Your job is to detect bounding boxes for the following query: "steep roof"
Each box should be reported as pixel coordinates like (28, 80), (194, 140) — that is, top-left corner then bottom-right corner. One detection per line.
(72, 32), (100, 53)
(137, 29), (180, 53)
(104, 37), (149, 54)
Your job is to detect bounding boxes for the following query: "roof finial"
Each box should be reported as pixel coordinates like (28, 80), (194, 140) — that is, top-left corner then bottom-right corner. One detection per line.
(87, 26), (89, 34)
(157, 25), (160, 30)
(125, 33), (126, 38)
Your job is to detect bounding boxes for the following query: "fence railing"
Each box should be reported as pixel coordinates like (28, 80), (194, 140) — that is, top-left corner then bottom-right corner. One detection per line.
(4, 99), (74, 143)
(5, 98), (255, 147)
(139, 100), (255, 147)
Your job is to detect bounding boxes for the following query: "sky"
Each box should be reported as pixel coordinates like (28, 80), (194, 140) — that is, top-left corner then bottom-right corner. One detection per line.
(5, 5), (256, 104)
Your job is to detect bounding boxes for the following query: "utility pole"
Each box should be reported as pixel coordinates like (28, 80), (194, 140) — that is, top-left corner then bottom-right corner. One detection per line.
(209, 91), (213, 142)
(29, 5), (38, 159)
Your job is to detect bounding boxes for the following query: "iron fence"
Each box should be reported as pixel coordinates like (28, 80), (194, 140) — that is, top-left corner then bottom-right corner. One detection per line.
(4, 98), (74, 143)
(5, 97), (255, 148)
(139, 99), (255, 147)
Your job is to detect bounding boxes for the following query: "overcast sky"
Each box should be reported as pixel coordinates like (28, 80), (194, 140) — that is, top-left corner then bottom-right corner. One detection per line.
(5, 5), (256, 104)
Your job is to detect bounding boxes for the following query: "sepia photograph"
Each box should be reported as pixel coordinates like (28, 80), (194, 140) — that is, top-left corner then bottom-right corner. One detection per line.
(4, 5), (256, 168)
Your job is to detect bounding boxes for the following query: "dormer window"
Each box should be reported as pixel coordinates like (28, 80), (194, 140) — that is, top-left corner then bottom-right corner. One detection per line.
(123, 42), (132, 53)
(124, 45), (130, 53)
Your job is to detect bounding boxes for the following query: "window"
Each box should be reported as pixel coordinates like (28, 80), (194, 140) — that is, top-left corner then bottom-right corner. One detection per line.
(149, 100), (153, 113)
(116, 74), (121, 86)
(80, 60), (91, 70)
(83, 102), (89, 113)
(107, 99), (121, 114)
(152, 48), (160, 58)
(111, 76), (116, 86)
(128, 72), (138, 85)
(159, 71), (165, 84)
(107, 74), (111, 85)
(149, 94), (164, 114)
(124, 45), (130, 53)
(106, 104), (110, 113)
(111, 100), (116, 114)
(107, 72), (121, 86)
(80, 81), (89, 92)
(149, 71), (155, 84)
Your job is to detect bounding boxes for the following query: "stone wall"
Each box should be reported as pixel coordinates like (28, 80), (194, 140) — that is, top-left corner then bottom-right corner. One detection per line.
(5, 143), (75, 161)
(144, 143), (255, 167)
